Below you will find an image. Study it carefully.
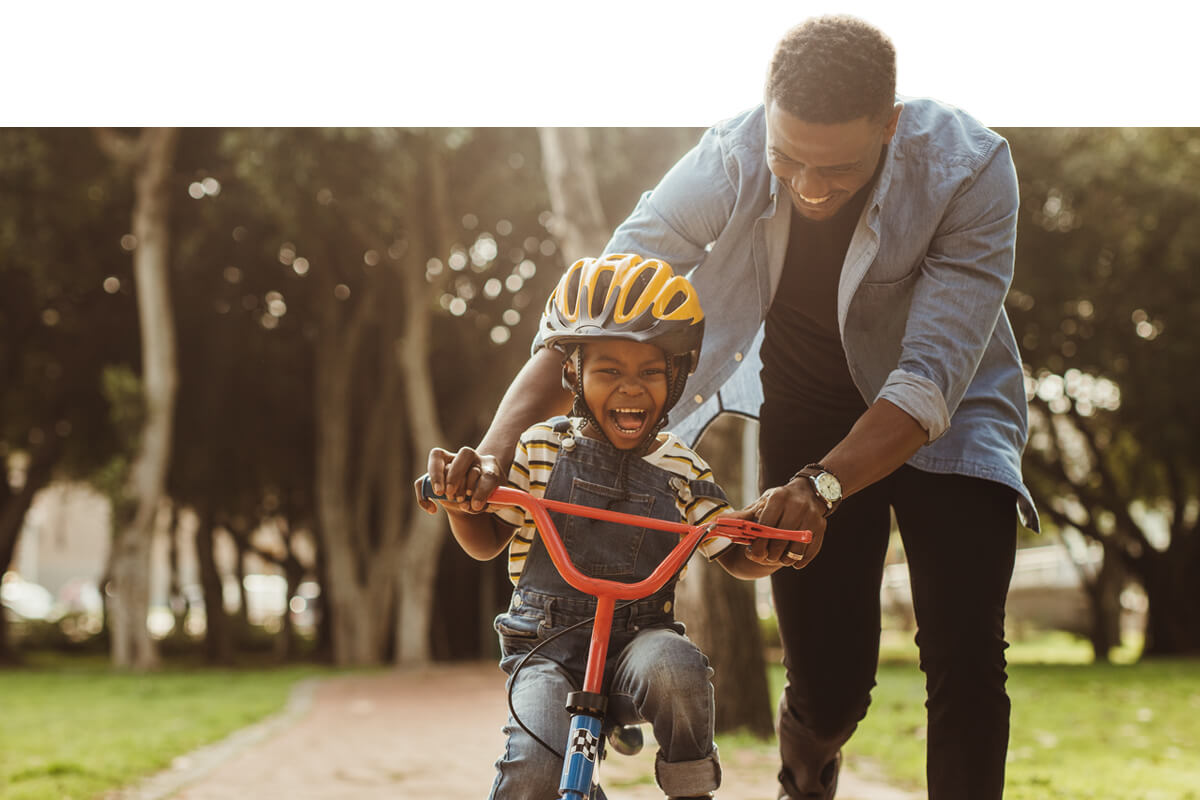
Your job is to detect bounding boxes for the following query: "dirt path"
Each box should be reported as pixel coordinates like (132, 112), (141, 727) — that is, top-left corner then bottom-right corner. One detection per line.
(116, 662), (921, 800)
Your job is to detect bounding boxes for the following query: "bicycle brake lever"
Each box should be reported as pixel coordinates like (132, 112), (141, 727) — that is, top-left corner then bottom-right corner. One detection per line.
(419, 474), (447, 502)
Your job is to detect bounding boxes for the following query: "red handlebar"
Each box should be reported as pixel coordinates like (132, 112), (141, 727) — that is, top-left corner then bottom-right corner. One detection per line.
(424, 477), (811, 695)
(485, 486), (812, 601)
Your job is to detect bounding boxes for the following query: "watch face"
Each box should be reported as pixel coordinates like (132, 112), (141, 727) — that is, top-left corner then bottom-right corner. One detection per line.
(815, 472), (842, 503)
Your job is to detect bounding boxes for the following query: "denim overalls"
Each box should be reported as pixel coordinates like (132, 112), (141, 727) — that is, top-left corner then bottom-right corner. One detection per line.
(489, 419), (728, 799)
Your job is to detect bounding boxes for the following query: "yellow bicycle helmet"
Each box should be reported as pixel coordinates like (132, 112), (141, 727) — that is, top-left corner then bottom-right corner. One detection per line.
(539, 254), (705, 375)
(539, 254), (706, 437)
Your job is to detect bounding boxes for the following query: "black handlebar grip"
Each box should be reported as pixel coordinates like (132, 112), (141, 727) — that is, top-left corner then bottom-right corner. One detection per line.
(420, 475), (447, 502)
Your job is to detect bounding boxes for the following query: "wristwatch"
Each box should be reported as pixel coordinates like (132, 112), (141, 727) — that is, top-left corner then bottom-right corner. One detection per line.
(792, 463), (843, 517)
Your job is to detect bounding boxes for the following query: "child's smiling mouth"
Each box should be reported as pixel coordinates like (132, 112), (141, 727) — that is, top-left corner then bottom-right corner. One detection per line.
(609, 407), (649, 437)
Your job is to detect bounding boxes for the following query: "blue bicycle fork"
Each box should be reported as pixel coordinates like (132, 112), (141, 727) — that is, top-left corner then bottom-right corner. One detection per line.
(558, 701), (605, 799)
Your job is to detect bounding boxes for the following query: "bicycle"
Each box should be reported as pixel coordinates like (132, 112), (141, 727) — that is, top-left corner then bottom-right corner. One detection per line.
(420, 475), (811, 799)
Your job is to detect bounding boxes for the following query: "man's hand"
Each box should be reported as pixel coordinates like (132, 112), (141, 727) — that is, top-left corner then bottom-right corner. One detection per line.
(415, 446), (507, 515)
(729, 478), (828, 569)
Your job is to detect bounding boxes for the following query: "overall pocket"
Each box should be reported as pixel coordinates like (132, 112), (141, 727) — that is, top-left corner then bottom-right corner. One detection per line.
(563, 478), (655, 578)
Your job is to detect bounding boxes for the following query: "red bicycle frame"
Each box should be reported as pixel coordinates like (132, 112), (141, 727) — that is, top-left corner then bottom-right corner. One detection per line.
(421, 477), (811, 799)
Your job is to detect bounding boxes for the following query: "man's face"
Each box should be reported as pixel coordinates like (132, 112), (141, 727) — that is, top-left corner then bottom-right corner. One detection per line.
(765, 99), (902, 222)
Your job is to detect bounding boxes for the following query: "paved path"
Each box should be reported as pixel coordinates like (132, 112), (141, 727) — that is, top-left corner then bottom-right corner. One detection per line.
(113, 662), (921, 800)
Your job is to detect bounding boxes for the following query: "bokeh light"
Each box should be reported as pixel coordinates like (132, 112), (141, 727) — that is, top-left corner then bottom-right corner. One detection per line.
(490, 326), (511, 344)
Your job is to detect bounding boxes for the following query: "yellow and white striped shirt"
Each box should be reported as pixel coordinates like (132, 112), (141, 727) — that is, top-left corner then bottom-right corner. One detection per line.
(493, 418), (734, 586)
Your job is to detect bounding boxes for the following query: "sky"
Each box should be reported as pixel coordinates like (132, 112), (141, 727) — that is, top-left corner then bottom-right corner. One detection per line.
(3, 0), (1197, 127)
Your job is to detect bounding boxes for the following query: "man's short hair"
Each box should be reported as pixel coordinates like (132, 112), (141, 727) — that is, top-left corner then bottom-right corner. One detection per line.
(765, 15), (896, 124)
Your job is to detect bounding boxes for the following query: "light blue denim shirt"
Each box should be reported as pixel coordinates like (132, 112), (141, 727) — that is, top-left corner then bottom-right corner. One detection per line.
(597, 98), (1038, 531)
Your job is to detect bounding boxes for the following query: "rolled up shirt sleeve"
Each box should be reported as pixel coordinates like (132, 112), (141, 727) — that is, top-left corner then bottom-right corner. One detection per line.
(876, 368), (952, 441)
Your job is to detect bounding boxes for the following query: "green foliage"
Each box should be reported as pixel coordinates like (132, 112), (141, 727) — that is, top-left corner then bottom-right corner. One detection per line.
(1001, 128), (1200, 655)
(0, 128), (139, 478)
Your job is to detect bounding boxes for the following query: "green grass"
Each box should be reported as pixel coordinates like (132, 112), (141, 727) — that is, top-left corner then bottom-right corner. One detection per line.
(0, 654), (330, 800)
(766, 634), (1200, 799)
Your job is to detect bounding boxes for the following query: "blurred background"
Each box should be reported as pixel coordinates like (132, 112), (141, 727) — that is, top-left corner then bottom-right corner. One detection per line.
(3, 124), (1197, 682)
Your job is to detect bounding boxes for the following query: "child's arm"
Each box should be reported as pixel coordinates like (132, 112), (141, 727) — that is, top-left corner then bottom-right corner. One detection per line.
(443, 507), (516, 561)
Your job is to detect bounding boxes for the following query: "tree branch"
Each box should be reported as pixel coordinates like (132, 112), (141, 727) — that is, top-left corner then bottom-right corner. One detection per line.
(92, 128), (144, 166)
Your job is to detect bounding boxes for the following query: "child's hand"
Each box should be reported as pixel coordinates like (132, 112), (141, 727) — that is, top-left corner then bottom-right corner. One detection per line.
(416, 446), (506, 514)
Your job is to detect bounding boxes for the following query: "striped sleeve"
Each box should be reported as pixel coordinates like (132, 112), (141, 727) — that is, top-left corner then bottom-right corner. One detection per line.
(492, 422), (563, 586)
(649, 437), (735, 561)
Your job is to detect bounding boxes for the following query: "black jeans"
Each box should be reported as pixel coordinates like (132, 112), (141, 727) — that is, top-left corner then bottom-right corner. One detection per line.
(761, 409), (1017, 799)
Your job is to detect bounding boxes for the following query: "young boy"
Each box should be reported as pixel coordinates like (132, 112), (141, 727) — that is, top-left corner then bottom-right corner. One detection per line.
(417, 254), (791, 800)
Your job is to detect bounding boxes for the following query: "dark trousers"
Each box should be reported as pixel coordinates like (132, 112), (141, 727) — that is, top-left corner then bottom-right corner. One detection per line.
(760, 410), (1017, 799)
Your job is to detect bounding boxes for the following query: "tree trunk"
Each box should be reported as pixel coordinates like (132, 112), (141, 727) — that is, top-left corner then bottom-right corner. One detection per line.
(1083, 546), (1124, 663)
(96, 126), (180, 671)
(687, 414), (775, 735)
(194, 504), (233, 665)
(391, 131), (453, 666)
(0, 436), (61, 662)
(166, 503), (186, 635)
(1140, 547), (1200, 657)
(310, 244), (401, 666)
(536, 128), (612, 263)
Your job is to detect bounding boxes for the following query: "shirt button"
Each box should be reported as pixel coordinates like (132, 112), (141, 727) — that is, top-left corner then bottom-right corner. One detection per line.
(663, 600), (672, 613)
(734, 352), (743, 362)
(693, 394), (704, 404)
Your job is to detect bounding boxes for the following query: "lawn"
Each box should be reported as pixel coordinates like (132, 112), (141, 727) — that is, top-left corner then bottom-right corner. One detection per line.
(767, 633), (1200, 799)
(3, 637), (1198, 800)
(0, 654), (329, 800)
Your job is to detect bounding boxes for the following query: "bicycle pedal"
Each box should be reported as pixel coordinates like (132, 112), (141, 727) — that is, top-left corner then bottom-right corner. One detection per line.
(606, 724), (644, 756)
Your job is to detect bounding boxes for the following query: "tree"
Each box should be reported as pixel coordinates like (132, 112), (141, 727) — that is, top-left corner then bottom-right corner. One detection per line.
(0, 129), (142, 661)
(201, 127), (562, 666)
(93, 127), (182, 670)
(1003, 127), (1200, 658)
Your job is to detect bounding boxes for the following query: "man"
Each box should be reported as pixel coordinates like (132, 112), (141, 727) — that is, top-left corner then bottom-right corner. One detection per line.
(457, 15), (1038, 800)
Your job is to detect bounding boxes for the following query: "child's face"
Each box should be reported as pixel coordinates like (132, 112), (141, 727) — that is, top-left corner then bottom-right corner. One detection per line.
(578, 339), (670, 450)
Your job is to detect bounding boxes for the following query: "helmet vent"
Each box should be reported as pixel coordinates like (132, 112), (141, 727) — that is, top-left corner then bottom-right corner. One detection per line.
(565, 276), (580, 315)
(622, 271), (654, 317)
(591, 272), (614, 318)
(662, 291), (685, 315)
